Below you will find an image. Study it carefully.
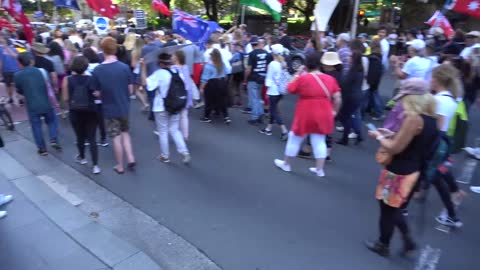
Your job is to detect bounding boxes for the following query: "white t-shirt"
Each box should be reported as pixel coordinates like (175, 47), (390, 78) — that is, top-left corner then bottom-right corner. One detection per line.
(424, 56), (439, 81)
(245, 43), (253, 54)
(402, 56), (431, 80)
(435, 91), (458, 132)
(203, 44), (232, 74)
(146, 68), (186, 112)
(361, 56), (370, 91)
(380, 38), (390, 68)
(265, 61), (282, 96)
(388, 33), (398, 45)
(69, 35), (84, 48)
(460, 43), (480, 59)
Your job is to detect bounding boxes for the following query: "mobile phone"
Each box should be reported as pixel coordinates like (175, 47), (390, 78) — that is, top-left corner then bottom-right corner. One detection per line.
(366, 123), (377, 131)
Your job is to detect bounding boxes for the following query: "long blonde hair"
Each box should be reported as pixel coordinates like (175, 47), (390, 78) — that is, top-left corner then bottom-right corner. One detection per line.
(123, 33), (136, 51)
(131, 37), (145, 61)
(402, 94), (437, 117)
(432, 64), (464, 99)
(210, 49), (224, 76)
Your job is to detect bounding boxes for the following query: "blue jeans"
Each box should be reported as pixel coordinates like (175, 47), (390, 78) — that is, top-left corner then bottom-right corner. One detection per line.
(365, 87), (383, 117)
(269, 95), (283, 125)
(247, 81), (263, 120)
(27, 109), (58, 149)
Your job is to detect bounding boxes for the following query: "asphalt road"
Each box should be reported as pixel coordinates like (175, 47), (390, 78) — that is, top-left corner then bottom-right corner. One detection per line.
(12, 75), (480, 270)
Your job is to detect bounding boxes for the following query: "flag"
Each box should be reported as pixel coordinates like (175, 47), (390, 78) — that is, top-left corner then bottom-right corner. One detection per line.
(426, 11), (455, 39)
(152, 0), (171, 17)
(54, 0), (80, 10)
(172, 10), (221, 48)
(448, 0), (480, 18)
(85, 0), (120, 19)
(2, 0), (34, 44)
(240, 0), (284, 22)
(0, 18), (15, 32)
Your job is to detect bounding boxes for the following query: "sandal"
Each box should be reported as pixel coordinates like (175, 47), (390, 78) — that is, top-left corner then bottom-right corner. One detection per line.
(127, 162), (136, 171)
(113, 166), (124, 174)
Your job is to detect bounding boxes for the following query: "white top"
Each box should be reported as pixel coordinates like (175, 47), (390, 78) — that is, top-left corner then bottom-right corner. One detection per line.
(69, 35), (84, 48)
(424, 56), (439, 81)
(203, 44), (232, 74)
(388, 33), (398, 45)
(146, 68), (186, 112)
(361, 56), (370, 91)
(245, 43), (253, 54)
(460, 43), (480, 59)
(265, 61), (282, 96)
(380, 38), (390, 68)
(435, 91), (458, 132)
(402, 56), (431, 80)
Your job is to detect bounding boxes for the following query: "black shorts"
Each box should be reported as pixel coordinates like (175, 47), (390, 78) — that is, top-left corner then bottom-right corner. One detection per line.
(2, 72), (15, 87)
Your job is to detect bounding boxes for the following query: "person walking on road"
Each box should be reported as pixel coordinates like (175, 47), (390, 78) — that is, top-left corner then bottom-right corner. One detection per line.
(14, 52), (62, 156)
(173, 50), (194, 140)
(200, 49), (230, 124)
(90, 37), (136, 174)
(365, 78), (438, 257)
(245, 37), (272, 125)
(62, 56), (101, 174)
(0, 37), (20, 105)
(142, 53), (191, 164)
(259, 44), (289, 140)
(274, 52), (342, 177)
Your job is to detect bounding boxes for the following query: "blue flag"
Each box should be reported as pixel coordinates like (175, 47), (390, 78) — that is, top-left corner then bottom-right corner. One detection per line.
(172, 10), (222, 49)
(54, 0), (80, 10)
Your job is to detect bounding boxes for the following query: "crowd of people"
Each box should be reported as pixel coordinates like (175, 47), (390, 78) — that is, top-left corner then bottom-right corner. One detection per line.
(0, 23), (479, 262)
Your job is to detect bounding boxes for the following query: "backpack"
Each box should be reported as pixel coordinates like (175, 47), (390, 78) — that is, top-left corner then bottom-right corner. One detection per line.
(421, 133), (450, 188)
(367, 54), (383, 87)
(163, 69), (187, 114)
(447, 100), (468, 153)
(274, 64), (292, 95)
(69, 77), (92, 111)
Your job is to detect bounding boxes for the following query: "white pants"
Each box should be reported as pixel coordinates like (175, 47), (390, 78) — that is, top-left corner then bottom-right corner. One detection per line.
(155, 111), (189, 157)
(285, 132), (327, 159)
(180, 108), (189, 140)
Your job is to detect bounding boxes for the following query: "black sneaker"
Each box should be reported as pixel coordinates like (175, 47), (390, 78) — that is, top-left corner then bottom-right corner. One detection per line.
(224, 117), (232, 124)
(19, 99), (24, 106)
(241, 108), (252, 114)
(326, 156), (332, 162)
(280, 132), (288, 141)
(200, 117), (212, 123)
(259, 128), (272, 136)
(50, 142), (62, 151)
(248, 119), (259, 126)
(97, 140), (109, 147)
(7, 98), (13, 104)
(38, 149), (48, 156)
(365, 240), (390, 257)
(435, 215), (463, 228)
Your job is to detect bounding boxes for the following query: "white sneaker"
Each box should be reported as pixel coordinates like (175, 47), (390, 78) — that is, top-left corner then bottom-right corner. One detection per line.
(75, 155), (88, 165)
(274, 159), (291, 172)
(435, 215), (463, 228)
(92, 166), (101, 174)
(348, 133), (358, 139)
(0, 194), (13, 206)
(0, 211), (6, 219)
(153, 130), (159, 136)
(336, 126), (344, 132)
(470, 186), (480, 194)
(182, 153), (191, 164)
(309, 167), (325, 177)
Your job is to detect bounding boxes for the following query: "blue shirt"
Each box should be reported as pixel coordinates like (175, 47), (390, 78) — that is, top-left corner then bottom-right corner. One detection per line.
(89, 61), (133, 118)
(201, 63), (227, 83)
(0, 46), (19, 73)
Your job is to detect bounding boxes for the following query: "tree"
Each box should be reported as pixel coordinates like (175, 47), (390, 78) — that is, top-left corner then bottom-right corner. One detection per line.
(285, 0), (316, 24)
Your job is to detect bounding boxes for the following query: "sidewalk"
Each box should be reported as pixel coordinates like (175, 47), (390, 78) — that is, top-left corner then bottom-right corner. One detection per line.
(0, 129), (221, 270)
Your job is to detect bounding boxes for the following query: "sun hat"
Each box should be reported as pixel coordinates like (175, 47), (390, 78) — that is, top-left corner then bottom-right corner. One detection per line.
(31, 42), (49, 54)
(393, 78), (429, 100)
(321, 51), (342, 66)
(271, 43), (284, 55)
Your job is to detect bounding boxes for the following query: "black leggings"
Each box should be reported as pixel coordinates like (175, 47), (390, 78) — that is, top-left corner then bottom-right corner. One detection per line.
(432, 171), (458, 219)
(204, 78), (229, 118)
(70, 111), (99, 165)
(96, 104), (106, 141)
(379, 200), (410, 246)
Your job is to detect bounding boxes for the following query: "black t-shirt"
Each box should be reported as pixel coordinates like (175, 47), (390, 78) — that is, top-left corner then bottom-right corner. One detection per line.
(279, 35), (293, 50)
(34, 55), (55, 73)
(247, 49), (272, 82)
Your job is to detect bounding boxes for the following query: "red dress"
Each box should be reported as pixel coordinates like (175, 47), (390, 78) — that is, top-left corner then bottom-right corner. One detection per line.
(287, 73), (340, 136)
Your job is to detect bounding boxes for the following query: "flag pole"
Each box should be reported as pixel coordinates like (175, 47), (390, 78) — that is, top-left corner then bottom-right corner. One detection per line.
(241, 5), (246, 25)
(350, 0), (360, 38)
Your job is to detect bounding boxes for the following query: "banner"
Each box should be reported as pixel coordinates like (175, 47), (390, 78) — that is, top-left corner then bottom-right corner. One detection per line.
(312, 0), (340, 32)
(2, 0), (34, 44)
(54, 0), (80, 10)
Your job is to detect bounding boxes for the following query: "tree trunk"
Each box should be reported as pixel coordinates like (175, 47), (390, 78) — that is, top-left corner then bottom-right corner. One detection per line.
(400, 0), (439, 29)
(211, 0), (218, 21)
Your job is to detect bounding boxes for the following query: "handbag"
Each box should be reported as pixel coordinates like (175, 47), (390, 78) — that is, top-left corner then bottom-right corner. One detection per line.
(375, 170), (419, 208)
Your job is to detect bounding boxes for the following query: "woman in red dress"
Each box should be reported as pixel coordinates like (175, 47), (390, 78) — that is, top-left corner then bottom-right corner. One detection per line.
(274, 52), (342, 177)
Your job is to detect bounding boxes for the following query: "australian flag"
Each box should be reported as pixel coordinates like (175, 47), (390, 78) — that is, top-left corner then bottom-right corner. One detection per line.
(54, 0), (80, 10)
(172, 10), (222, 48)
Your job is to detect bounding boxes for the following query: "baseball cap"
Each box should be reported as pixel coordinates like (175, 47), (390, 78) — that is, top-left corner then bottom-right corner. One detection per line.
(409, 39), (426, 50)
(271, 44), (284, 55)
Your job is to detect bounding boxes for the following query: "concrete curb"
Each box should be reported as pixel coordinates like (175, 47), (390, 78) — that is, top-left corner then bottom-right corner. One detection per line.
(0, 131), (222, 270)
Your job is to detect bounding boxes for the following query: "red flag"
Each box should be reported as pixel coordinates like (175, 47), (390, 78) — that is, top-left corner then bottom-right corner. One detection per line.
(448, 0), (480, 18)
(85, 0), (120, 19)
(426, 11), (455, 39)
(152, 0), (171, 17)
(2, 0), (34, 44)
(0, 18), (15, 32)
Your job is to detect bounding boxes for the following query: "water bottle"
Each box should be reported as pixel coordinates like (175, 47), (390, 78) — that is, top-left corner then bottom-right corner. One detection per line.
(457, 159), (477, 184)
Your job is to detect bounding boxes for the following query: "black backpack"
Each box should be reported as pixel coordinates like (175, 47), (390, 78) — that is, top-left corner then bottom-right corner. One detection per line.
(367, 54), (383, 87)
(163, 69), (187, 114)
(69, 77), (92, 111)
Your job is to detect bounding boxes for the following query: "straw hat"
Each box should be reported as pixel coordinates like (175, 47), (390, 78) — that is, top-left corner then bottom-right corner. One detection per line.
(31, 42), (49, 54)
(321, 52), (342, 66)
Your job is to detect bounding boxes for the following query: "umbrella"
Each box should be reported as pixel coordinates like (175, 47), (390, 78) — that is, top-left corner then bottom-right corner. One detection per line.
(143, 43), (194, 64)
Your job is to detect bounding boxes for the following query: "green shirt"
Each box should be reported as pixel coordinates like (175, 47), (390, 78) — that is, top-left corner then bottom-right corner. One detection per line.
(14, 67), (51, 114)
